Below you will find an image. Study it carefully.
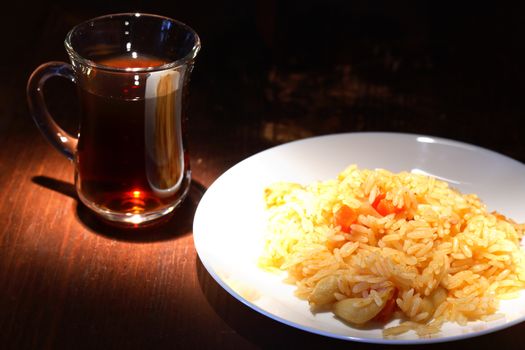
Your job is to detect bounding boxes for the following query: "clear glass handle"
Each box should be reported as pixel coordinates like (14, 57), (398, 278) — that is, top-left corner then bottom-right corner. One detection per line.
(27, 62), (78, 160)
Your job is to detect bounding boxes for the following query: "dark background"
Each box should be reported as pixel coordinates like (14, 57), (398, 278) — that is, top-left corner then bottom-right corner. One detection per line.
(2, 1), (525, 163)
(1, 1), (525, 349)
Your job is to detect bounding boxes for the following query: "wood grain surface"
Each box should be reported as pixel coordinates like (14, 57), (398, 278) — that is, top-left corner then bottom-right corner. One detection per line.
(1, 2), (525, 349)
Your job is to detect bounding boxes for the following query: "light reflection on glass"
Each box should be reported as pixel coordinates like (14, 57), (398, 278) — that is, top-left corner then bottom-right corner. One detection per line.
(128, 214), (143, 224)
(58, 133), (68, 143)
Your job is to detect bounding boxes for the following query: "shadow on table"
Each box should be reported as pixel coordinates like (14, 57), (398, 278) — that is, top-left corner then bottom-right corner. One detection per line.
(195, 256), (353, 348)
(31, 175), (207, 243)
(195, 257), (525, 349)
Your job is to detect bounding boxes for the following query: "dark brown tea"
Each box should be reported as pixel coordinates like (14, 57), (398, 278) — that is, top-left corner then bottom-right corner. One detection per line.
(76, 55), (190, 217)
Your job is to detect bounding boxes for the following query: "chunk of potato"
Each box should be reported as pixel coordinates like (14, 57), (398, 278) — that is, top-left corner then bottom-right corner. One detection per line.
(308, 275), (338, 306)
(431, 287), (447, 306)
(333, 297), (384, 324)
(333, 289), (393, 324)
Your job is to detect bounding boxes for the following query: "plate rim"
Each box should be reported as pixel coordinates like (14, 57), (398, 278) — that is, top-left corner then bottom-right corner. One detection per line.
(193, 131), (525, 344)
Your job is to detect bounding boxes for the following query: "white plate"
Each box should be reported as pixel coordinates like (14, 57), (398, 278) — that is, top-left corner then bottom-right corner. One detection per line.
(193, 132), (525, 344)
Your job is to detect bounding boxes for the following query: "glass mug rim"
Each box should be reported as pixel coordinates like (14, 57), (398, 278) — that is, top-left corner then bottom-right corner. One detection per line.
(64, 12), (201, 73)
(28, 12), (200, 227)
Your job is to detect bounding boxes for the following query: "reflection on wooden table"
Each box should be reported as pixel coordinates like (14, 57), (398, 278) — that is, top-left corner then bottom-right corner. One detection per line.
(1, 1), (525, 349)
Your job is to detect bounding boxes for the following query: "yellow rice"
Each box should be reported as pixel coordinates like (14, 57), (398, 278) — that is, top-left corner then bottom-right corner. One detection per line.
(259, 165), (525, 337)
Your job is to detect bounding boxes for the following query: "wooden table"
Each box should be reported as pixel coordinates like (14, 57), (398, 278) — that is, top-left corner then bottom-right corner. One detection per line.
(2, 2), (525, 349)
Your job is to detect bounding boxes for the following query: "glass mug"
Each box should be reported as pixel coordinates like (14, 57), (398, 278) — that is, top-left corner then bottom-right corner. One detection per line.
(27, 13), (201, 226)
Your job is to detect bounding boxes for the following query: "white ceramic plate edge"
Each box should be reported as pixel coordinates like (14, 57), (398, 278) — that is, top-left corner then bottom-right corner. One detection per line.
(193, 132), (525, 344)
